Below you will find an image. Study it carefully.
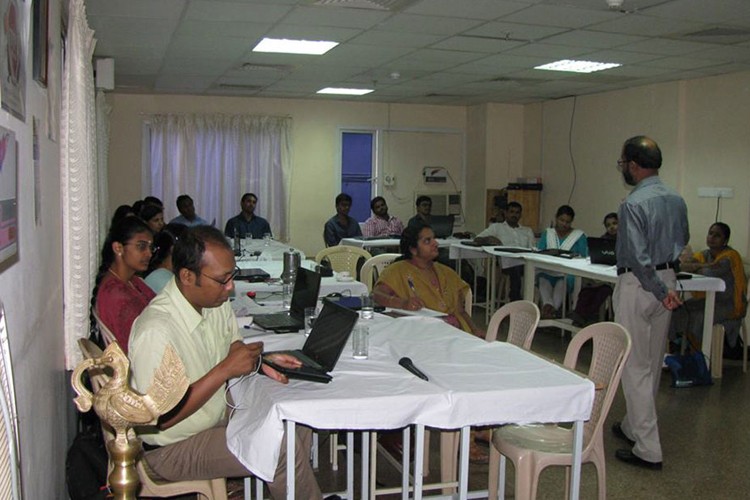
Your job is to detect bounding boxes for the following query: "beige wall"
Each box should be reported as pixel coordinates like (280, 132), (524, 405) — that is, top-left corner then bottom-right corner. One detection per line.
(0, 0), (68, 496)
(524, 70), (750, 257)
(107, 95), (471, 256)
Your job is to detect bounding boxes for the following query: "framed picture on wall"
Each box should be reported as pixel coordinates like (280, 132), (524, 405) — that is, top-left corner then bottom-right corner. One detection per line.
(33, 0), (49, 87)
(0, 0), (26, 121)
(0, 126), (18, 268)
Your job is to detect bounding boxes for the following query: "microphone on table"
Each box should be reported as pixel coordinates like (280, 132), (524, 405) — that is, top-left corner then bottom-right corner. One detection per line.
(399, 357), (429, 381)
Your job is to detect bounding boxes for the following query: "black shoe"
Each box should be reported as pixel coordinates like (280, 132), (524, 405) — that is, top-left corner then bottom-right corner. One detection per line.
(611, 422), (635, 446)
(615, 449), (662, 470)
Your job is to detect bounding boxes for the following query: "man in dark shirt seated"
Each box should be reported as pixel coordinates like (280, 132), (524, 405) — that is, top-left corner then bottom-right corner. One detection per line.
(407, 195), (432, 229)
(224, 193), (272, 239)
(323, 193), (361, 246)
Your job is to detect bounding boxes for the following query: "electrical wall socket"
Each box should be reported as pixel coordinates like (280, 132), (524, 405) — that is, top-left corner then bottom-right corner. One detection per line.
(697, 187), (733, 198)
(383, 174), (396, 187)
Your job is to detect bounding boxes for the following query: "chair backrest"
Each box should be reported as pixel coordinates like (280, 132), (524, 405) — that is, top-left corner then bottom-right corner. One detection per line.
(464, 288), (473, 314)
(360, 253), (400, 291)
(315, 246), (373, 277)
(92, 307), (117, 347)
(563, 322), (632, 448)
(485, 300), (540, 349)
(0, 303), (21, 500)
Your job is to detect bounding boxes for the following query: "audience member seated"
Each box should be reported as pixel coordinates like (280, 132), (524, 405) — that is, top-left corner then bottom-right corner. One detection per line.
(474, 201), (535, 301)
(602, 212), (618, 240)
(145, 223), (187, 294)
(140, 203), (165, 234)
(224, 192), (272, 239)
(89, 216), (156, 353)
(323, 192), (362, 246)
(362, 196), (404, 237)
(672, 222), (747, 355)
(110, 204), (135, 228)
(373, 225), (483, 336)
(129, 226), (323, 499)
(570, 212), (618, 326)
(169, 194), (209, 227)
(143, 195), (164, 209)
(407, 195), (433, 229)
(537, 205), (588, 319)
(373, 224), (487, 463)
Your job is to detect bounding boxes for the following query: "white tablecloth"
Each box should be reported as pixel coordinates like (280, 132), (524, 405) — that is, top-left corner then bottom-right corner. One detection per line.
(341, 237), (460, 249)
(235, 238), (306, 261)
(226, 315), (594, 480)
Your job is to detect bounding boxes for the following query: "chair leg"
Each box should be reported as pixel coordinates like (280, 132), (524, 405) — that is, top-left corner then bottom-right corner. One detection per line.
(440, 430), (459, 495)
(487, 444), (501, 500)
(514, 455), (539, 500)
(243, 477), (252, 500)
(499, 454), (507, 500)
(330, 432), (339, 470)
(711, 324), (724, 379)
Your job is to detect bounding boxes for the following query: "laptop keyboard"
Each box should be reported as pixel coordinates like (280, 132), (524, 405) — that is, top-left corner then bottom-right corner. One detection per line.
(255, 313), (300, 328)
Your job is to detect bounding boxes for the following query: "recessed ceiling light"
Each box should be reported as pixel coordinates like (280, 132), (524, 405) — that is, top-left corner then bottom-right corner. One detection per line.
(317, 87), (374, 96)
(253, 37), (338, 55)
(535, 59), (621, 73)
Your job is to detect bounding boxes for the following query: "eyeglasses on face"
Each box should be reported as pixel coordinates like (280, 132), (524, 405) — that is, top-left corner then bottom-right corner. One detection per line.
(201, 266), (240, 286)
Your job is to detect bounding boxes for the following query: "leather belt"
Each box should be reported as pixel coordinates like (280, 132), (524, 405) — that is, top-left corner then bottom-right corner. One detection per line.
(617, 261), (677, 276)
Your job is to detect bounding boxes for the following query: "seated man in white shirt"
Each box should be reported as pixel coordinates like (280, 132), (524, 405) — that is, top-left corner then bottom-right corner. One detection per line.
(362, 196), (404, 237)
(128, 226), (323, 499)
(474, 201), (535, 301)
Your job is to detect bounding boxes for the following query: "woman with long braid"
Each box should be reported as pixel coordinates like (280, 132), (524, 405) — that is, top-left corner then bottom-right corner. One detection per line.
(90, 216), (156, 353)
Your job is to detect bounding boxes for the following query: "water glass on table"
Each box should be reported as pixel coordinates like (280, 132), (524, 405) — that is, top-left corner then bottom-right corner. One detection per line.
(282, 283), (292, 310)
(304, 306), (318, 336)
(263, 233), (272, 246)
(360, 293), (374, 320)
(352, 323), (369, 360)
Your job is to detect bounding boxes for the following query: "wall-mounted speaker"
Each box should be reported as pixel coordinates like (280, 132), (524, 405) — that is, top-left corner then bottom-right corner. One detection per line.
(95, 58), (114, 90)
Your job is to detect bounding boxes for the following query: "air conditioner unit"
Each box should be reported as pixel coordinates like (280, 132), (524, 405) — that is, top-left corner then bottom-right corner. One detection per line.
(414, 192), (462, 223)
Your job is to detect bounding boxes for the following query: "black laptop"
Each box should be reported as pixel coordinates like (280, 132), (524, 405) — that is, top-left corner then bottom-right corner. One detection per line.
(235, 268), (271, 282)
(430, 215), (455, 238)
(588, 237), (617, 265)
(253, 268), (322, 333)
(262, 300), (360, 383)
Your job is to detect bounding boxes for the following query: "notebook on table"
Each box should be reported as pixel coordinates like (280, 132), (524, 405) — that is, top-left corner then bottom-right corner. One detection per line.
(587, 237), (617, 266)
(430, 215), (455, 238)
(253, 268), (322, 333)
(262, 300), (359, 383)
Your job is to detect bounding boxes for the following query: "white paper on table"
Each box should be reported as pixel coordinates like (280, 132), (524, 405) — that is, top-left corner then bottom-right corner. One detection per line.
(386, 307), (445, 318)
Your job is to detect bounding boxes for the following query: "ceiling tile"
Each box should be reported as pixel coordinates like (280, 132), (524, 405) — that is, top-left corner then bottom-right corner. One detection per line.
(502, 42), (592, 59)
(541, 30), (647, 49)
(184, 1), (291, 23)
(280, 5), (391, 28)
(154, 75), (216, 91)
(85, 0), (186, 18)
(173, 20), (269, 40)
(643, 0), (750, 25)
(430, 36), (524, 53)
(587, 13), (706, 37)
(500, 5), (619, 29)
(376, 13), (484, 35)
(348, 30), (444, 48)
(403, 0), (529, 20)
(464, 21), (569, 42)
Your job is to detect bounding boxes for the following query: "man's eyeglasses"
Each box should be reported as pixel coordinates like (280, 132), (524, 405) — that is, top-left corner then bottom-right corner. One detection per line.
(616, 159), (628, 170)
(201, 266), (240, 286)
(125, 241), (158, 253)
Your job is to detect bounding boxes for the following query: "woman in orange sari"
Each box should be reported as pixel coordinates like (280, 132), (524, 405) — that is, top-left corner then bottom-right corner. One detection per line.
(673, 222), (747, 351)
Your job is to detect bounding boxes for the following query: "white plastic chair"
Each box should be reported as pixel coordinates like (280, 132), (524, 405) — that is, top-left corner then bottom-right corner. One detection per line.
(488, 322), (632, 500)
(92, 307), (118, 346)
(486, 300), (541, 348)
(315, 246), (372, 278)
(360, 253), (400, 291)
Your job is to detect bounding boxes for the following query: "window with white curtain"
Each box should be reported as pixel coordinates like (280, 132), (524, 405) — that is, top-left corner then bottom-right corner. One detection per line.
(144, 114), (293, 240)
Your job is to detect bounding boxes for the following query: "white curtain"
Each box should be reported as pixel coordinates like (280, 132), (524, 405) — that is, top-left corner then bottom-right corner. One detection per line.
(148, 114), (293, 240)
(61, 0), (99, 369)
(96, 91), (111, 243)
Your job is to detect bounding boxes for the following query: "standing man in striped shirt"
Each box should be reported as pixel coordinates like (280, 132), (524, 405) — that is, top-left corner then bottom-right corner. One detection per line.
(611, 136), (689, 470)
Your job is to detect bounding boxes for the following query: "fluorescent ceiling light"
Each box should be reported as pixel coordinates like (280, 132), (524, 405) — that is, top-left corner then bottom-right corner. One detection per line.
(317, 87), (374, 96)
(253, 37), (338, 55)
(535, 59), (621, 73)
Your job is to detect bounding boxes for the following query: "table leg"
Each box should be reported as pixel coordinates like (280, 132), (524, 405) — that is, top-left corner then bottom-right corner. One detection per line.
(458, 426), (470, 500)
(487, 256), (496, 324)
(286, 420), (295, 500)
(401, 427), (411, 500)
(701, 291), (717, 372)
(413, 425), (425, 500)
(569, 420), (583, 500)
(523, 261), (536, 301)
(359, 432), (368, 500)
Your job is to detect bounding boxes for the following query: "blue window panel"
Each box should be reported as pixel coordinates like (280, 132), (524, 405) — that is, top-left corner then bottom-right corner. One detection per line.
(342, 132), (373, 222)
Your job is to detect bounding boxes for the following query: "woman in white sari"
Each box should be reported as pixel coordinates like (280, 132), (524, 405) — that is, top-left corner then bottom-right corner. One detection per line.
(537, 205), (588, 319)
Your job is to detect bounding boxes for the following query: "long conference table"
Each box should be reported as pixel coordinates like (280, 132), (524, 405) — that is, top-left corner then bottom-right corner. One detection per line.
(226, 313), (595, 500)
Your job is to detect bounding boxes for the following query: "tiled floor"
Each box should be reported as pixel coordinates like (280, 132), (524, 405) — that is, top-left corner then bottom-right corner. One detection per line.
(226, 322), (750, 499)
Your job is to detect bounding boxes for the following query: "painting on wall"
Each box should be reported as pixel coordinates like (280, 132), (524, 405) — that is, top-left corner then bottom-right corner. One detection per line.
(0, 0), (26, 121)
(0, 125), (17, 268)
(32, 0), (49, 87)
